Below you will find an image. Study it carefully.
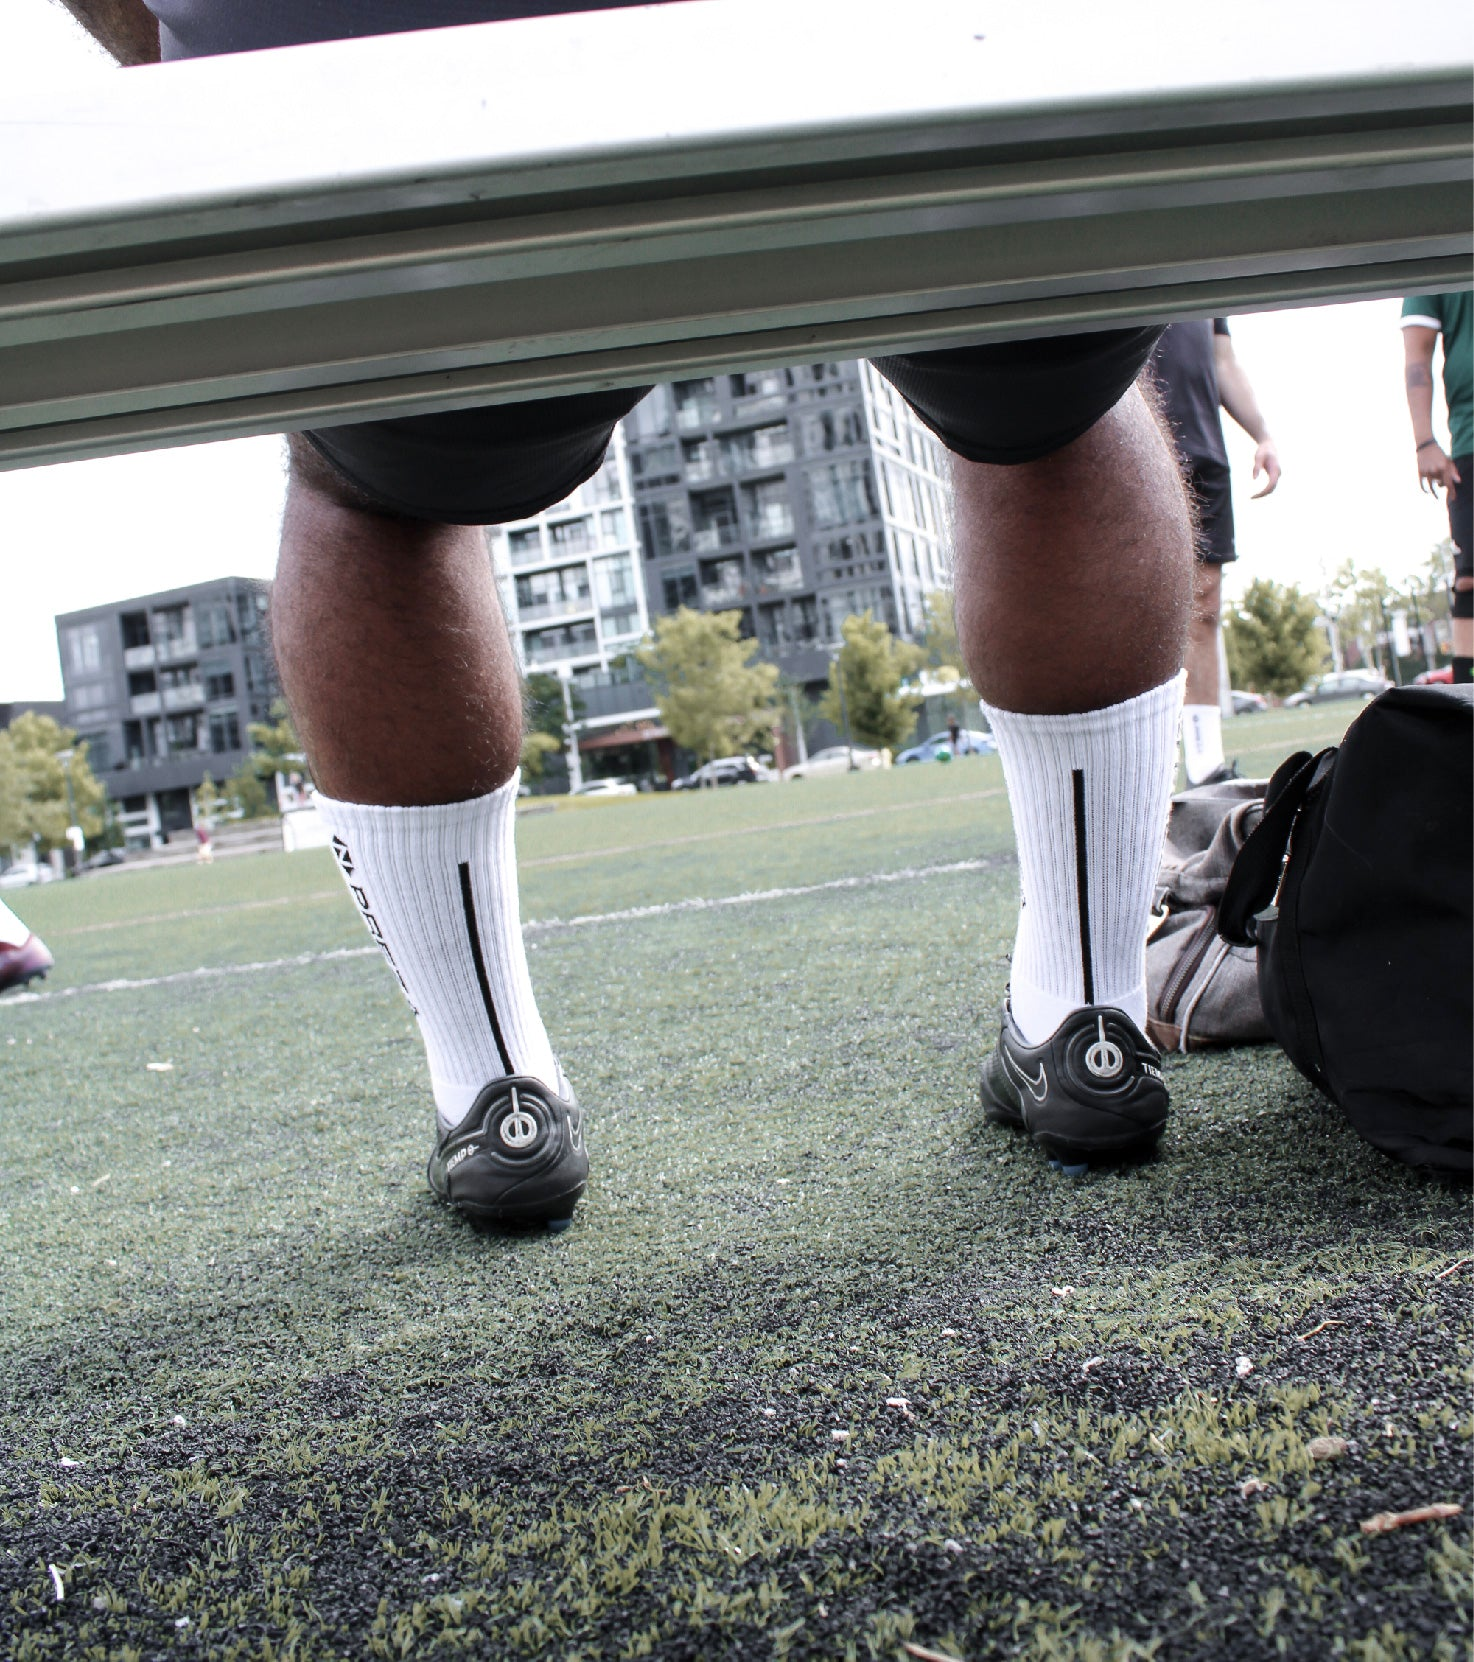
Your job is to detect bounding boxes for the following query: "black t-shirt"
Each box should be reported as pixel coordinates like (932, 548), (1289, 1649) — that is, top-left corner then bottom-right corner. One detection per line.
(146, 0), (675, 59)
(1149, 318), (1230, 469)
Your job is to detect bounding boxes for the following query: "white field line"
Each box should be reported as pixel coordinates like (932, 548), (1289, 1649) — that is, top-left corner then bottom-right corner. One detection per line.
(521, 788), (1006, 868)
(4, 856), (1008, 1007)
(44, 788), (1008, 936)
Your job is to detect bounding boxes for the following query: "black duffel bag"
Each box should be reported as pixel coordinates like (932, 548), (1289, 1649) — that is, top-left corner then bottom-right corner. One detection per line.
(1218, 683), (1473, 1179)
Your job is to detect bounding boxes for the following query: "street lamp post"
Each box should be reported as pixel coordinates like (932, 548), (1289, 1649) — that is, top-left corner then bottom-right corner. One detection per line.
(828, 642), (856, 770)
(557, 668), (584, 792)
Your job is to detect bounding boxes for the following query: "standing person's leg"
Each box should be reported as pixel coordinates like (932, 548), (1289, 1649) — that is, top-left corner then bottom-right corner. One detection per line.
(1179, 459), (1237, 783)
(270, 393), (644, 1228)
(874, 333), (1190, 1163)
(1449, 456), (1472, 685)
(1182, 560), (1227, 781)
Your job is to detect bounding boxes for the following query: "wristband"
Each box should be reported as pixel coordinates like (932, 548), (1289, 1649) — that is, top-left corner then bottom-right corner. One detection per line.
(1416, 438), (1441, 453)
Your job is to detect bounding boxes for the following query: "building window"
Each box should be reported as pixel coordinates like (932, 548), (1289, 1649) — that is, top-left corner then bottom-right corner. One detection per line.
(515, 564), (591, 617)
(165, 713), (200, 754)
(523, 622), (599, 664)
(752, 546), (802, 592)
(807, 459), (879, 528)
(638, 499), (692, 560)
(203, 666), (235, 702)
(742, 477), (795, 542)
(70, 681), (110, 713)
(548, 516), (596, 555)
(662, 570), (699, 611)
(627, 387), (673, 441)
(195, 601), (237, 648)
(792, 595), (819, 643)
(729, 370), (785, 400)
(119, 611), (150, 650)
(630, 442), (681, 487)
(599, 507), (629, 545)
(62, 623), (103, 677)
(699, 556), (745, 606)
(152, 604), (194, 654)
(208, 709), (241, 753)
(508, 527), (544, 566)
(76, 730), (112, 772)
(801, 409), (866, 453)
(673, 378), (720, 430)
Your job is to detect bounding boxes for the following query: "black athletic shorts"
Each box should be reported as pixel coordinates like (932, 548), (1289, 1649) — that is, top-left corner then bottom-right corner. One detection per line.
(1184, 457), (1236, 566)
(148, 0), (1162, 524)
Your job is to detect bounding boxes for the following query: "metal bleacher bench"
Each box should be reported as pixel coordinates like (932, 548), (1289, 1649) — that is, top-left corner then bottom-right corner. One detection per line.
(1, 0), (1469, 471)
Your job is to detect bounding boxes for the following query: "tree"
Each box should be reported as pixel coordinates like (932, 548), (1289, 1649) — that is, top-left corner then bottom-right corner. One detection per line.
(820, 610), (924, 750)
(194, 771), (228, 823)
(636, 608), (779, 764)
(223, 760), (270, 820)
(247, 698), (304, 782)
(521, 671), (583, 779)
(0, 713), (108, 854)
(1224, 579), (1326, 698)
(920, 588), (966, 681)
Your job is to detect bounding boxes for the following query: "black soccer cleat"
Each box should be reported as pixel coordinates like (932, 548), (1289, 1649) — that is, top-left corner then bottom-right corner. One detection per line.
(980, 1000), (1169, 1166)
(427, 1075), (587, 1231)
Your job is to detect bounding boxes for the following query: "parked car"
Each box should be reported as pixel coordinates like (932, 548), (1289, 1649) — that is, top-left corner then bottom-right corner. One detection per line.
(0, 862), (54, 889)
(1414, 664), (1454, 685)
(1230, 690), (1268, 715)
(569, 777), (638, 798)
(781, 744), (882, 781)
(1283, 670), (1392, 708)
(895, 728), (996, 765)
(673, 755), (775, 790)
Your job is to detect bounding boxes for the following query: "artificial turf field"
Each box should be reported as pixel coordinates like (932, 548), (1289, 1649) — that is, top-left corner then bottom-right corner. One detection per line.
(2, 707), (1469, 1662)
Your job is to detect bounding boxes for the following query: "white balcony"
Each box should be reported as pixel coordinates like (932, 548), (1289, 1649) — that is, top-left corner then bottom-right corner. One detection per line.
(162, 684), (204, 710)
(129, 692), (161, 715)
(123, 644), (155, 669)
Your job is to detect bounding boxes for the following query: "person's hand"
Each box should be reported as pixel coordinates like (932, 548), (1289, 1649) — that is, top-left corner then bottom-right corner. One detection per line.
(1250, 438), (1282, 498)
(1418, 443), (1461, 502)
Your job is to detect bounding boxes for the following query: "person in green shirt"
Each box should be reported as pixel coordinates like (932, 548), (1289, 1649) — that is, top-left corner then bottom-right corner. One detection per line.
(1402, 292), (1472, 683)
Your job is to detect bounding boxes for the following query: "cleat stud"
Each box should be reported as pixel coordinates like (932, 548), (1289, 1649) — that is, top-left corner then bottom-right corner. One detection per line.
(545, 1216), (574, 1234)
(1059, 1161), (1090, 1179)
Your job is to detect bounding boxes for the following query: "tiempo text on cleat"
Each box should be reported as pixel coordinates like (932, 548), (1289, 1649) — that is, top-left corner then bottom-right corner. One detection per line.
(980, 1001), (1168, 1164)
(427, 1075), (587, 1229)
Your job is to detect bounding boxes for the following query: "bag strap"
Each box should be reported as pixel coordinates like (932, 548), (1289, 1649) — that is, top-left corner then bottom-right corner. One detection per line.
(1216, 748), (1333, 945)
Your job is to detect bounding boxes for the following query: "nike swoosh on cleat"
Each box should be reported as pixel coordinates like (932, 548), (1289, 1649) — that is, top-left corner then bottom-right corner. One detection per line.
(1002, 1047), (1049, 1104)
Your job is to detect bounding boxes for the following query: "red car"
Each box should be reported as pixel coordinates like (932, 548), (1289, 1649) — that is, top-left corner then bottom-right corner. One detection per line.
(1414, 665), (1453, 685)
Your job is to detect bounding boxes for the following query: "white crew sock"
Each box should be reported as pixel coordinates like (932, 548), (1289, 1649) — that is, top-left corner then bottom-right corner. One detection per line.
(0, 898), (31, 948)
(981, 673), (1184, 1045)
(1181, 703), (1225, 785)
(313, 774), (560, 1129)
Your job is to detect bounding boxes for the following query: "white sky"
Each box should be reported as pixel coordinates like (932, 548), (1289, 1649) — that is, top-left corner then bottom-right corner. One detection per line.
(0, 0), (1458, 701)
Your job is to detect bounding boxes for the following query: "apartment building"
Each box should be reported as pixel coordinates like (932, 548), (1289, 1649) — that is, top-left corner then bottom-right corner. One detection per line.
(55, 577), (277, 845)
(624, 360), (953, 689)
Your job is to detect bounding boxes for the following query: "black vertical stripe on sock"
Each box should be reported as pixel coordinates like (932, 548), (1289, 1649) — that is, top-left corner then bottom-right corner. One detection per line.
(1071, 768), (1095, 1006)
(458, 860), (514, 1075)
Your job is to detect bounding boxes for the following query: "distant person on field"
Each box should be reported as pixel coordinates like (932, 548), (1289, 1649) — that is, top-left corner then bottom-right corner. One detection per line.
(1402, 292), (1472, 685)
(0, 897), (53, 995)
(194, 820), (214, 863)
(1149, 320), (1281, 784)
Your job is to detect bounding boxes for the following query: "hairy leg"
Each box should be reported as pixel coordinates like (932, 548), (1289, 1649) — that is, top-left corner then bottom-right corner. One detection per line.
(271, 436), (522, 806)
(951, 385), (1191, 711)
